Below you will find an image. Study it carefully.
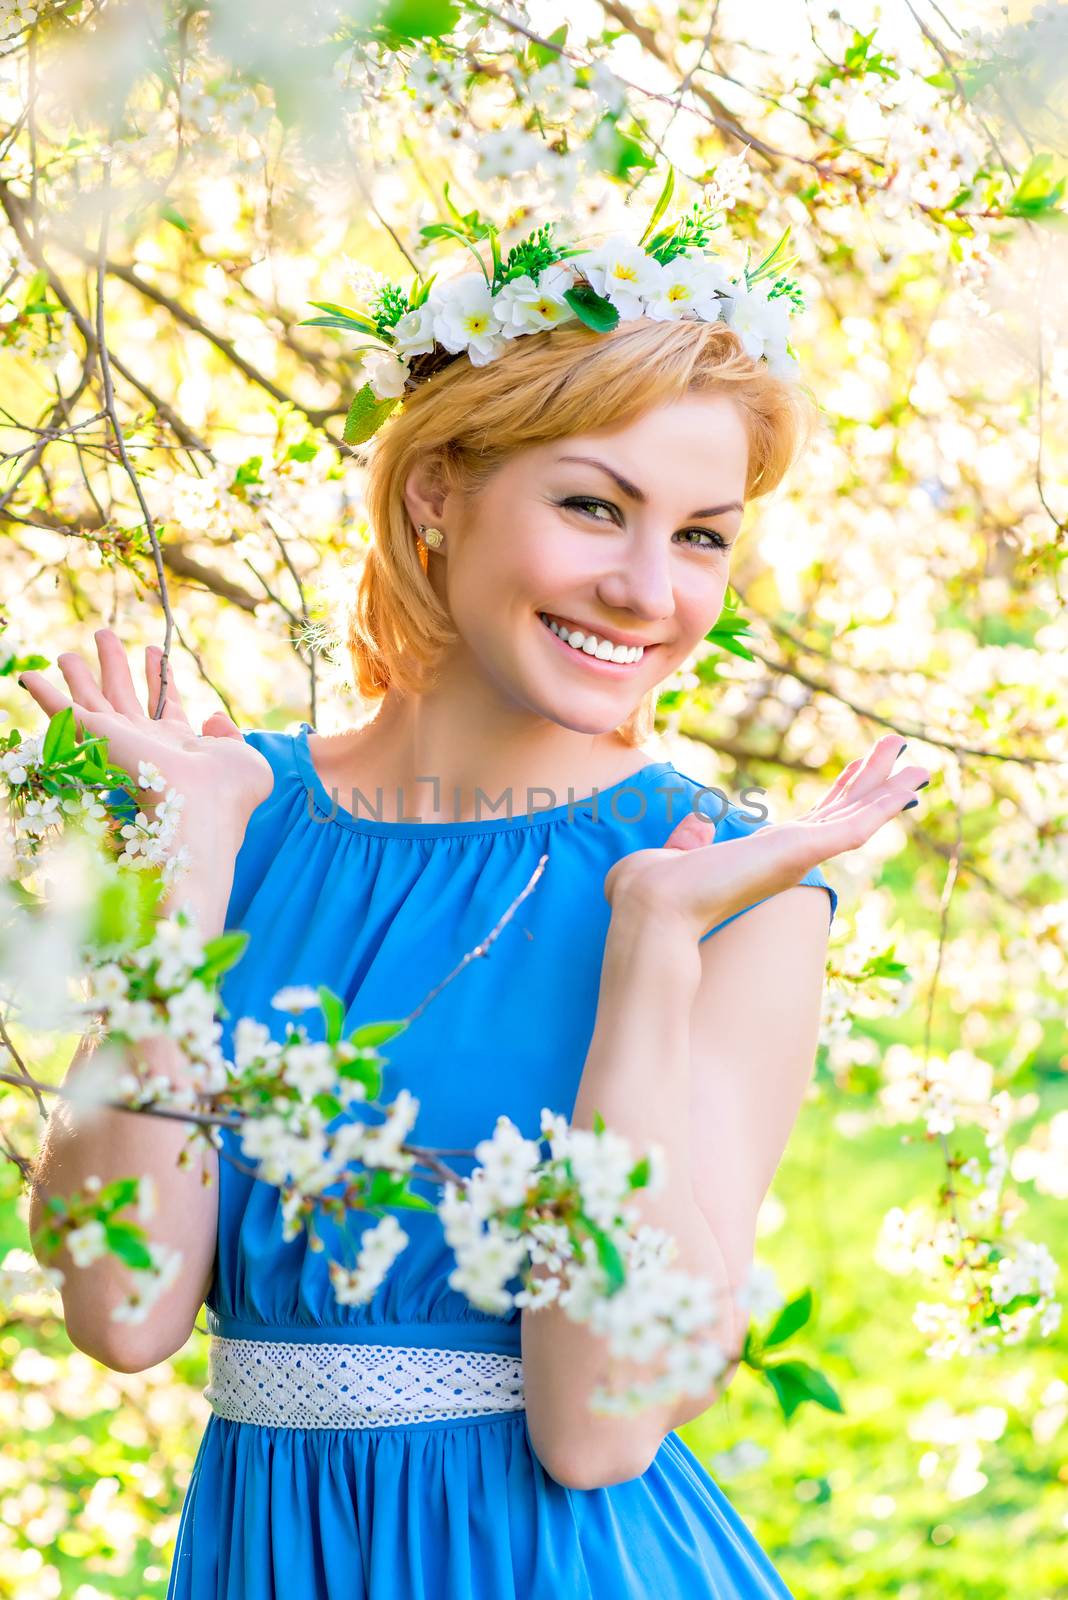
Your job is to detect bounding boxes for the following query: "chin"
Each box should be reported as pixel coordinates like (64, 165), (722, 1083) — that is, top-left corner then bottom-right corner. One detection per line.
(519, 682), (643, 737)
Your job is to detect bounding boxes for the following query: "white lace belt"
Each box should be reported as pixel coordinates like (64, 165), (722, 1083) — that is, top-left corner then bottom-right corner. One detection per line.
(205, 1335), (527, 1429)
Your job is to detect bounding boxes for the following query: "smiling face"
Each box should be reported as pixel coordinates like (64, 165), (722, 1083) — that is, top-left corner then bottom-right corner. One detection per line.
(403, 391), (750, 738)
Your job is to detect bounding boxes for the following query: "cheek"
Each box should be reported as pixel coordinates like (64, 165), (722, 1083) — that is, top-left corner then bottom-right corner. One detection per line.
(676, 572), (729, 639)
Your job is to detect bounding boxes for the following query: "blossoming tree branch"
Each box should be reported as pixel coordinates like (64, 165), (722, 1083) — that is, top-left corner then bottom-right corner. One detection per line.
(0, 0), (1065, 1562)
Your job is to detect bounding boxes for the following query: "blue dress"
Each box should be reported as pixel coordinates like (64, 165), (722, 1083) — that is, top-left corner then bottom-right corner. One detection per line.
(166, 723), (837, 1599)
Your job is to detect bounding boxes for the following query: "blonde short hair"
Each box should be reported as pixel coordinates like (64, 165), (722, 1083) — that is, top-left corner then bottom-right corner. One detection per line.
(346, 313), (818, 747)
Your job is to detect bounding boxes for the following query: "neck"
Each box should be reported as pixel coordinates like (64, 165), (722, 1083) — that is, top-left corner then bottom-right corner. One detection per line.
(337, 669), (651, 825)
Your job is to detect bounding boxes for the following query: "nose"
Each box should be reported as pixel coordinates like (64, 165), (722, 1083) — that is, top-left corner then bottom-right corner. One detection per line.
(595, 532), (676, 623)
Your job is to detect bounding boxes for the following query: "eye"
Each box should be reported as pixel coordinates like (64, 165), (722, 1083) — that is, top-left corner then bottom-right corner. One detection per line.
(677, 527), (732, 552)
(561, 496), (616, 523)
(559, 497), (732, 554)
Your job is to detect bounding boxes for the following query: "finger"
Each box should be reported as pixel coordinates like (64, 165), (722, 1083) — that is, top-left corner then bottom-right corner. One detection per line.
(56, 651), (111, 713)
(144, 644), (188, 723)
(845, 733), (910, 799)
(201, 710), (242, 740)
(833, 783), (927, 842)
(15, 672), (111, 736)
(94, 628), (143, 718)
(662, 811), (718, 852)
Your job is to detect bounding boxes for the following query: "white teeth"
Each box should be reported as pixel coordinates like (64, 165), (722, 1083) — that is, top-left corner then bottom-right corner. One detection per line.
(540, 613), (645, 665)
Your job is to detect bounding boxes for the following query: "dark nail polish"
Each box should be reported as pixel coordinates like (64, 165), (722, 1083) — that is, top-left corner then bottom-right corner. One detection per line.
(16, 675), (26, 688)
(903, 798), (919, 810)
(915, 780), (929, 790)
(898, 742), (907, 756)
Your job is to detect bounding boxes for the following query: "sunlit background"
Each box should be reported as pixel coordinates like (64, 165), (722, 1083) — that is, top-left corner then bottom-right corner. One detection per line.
(1, 1), (1067, 1594)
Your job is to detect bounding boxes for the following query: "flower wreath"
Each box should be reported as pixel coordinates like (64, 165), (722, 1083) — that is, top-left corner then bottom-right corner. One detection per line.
(302, 168), (807, 447)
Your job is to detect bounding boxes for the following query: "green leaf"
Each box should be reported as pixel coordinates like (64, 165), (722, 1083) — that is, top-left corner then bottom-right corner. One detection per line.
(286, 440), (318, 463)
(195, 929), (250, 983)
(312, 1091), (344, 1121)
(583, 1217), (626, 1293)
(349, 1019), (407, 1049)
(103, 1221), (155, 1271)
(159, 201), (191, 231)
(639, 164), (676, 248)
(343, 384), (401, 446)
(562, 283), (620, 333)
(762, 1288), (813, 1348)
(388, 1189), (437, 1212)
(592, 1110), (606, 1134)
(0, 651), (48, 675)
(763, 1359), (843, 1420)
(746, 226), (797, 288)
(42, 706), (77, 764)
(529, 22), (567, 67)
(303, 301), (383, 336)
(97, 1177), (141, 1214)
(378, 0), (460, 40)
(23, 268), (48, 305)
(627, 1155), (651, 1189)
(415, 220), (491, 282)
(86, 868), (160, 950)
(704, 591), (757, 662)
(337, 1057), (382, 1099)
(318, 984), (346, 1045)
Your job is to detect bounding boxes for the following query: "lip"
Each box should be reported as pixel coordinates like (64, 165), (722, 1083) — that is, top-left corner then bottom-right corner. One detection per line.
(541, 611), (659, 650)
(538, 612), (657, 672)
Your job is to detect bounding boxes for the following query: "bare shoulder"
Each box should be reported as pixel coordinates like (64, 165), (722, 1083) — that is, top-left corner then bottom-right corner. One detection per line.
(305, 723), (376, 791)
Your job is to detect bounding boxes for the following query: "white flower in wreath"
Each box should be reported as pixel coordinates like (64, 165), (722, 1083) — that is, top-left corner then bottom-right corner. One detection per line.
(643, 253), (733, 322)
(764, 344), (800, 382)
(721, 280), (793, 362)
(391, 302), (437, 359)
(491, 262), (577, 338)
(429, 275), (508, 366)
(574, 234), (666, 321)
(363, 347), (410, 400)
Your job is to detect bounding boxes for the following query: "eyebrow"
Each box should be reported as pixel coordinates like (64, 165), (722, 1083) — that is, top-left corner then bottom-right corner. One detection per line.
(556, 454), (744, 520)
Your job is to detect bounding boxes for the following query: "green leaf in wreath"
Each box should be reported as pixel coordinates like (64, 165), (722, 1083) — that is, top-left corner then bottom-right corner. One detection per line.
(562, 283), (620, 333)
(639, 164), (676, 248)
(344, 384), (401, 446)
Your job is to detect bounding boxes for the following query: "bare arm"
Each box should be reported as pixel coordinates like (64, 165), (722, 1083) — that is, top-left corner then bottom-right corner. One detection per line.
(521, 733), (924, 1488)
(27, 852), (240, 1372)
(520, 906), (730, 1490)
(664, 881), (832, 1432)
(18, 627), (271, 1373)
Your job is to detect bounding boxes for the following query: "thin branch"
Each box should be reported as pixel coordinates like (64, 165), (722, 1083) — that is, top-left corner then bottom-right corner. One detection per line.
(94, 157), (174, 720)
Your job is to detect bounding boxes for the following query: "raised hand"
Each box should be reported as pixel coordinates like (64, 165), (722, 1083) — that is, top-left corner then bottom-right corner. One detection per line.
(603, 732), (929, 942)
(16, 627), (274, 859)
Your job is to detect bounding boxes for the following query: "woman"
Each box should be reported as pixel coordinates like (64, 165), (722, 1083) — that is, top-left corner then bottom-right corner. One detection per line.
(22, 305), (929, 1597)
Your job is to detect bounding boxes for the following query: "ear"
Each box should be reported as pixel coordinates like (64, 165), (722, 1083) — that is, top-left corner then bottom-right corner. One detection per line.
(402, 453), (451, 531)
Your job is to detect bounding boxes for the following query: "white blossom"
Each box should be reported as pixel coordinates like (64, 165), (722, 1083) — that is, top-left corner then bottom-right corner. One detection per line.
(66, 1219), (108, 1268)
(491, 263), (576, 339)
(271, 985), (321, 1014)
(575, 234), (666, 321)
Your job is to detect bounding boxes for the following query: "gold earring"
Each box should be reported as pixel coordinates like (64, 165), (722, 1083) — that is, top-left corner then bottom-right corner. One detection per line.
(418, 524), (444, 549)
